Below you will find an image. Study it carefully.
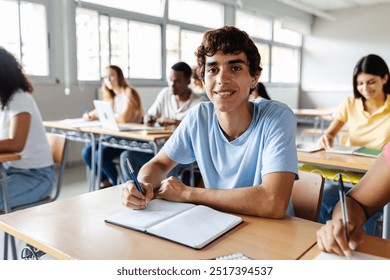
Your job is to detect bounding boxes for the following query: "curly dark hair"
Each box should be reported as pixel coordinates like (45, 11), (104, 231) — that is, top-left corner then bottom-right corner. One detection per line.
(0, 47), (33, 109)
(195, 25), (262, 81)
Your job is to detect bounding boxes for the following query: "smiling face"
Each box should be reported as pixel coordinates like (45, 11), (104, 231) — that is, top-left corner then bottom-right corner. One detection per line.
(356, 72), (388, 100)
(203, 51), (259, 113)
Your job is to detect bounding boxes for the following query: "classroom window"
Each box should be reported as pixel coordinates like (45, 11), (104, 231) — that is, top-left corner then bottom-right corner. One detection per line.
(80, 0), (164, 17)
(129, 21), (162, 79)
(0, 0), (49, 76)
(271, 46), (300, 83)
(76, 7), (162, 81)
(168, 0), (224, 28)
(166, 25), (202, 80)
(235, 10), (272, 40)
(274, 20), (302, 47)
(256, 43), (270, 83)
(76, 8), (100, 80)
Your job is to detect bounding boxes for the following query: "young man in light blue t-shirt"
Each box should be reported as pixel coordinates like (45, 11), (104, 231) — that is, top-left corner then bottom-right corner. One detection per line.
(121, 26), (298, 218)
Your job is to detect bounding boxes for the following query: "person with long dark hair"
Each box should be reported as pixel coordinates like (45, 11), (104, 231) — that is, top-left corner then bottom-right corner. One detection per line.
(82, 65), (144, 188)
(317, 54), (390, 235)
(0, 47), (55, 208)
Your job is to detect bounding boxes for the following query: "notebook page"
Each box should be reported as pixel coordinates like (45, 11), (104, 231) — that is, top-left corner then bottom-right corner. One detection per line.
(314, 251), (387, 260)
(105, 200), (194, 232)
(147, 205), (243, 249)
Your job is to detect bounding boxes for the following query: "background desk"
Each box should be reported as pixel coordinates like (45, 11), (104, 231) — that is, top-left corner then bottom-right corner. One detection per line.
(298, 150), (375, 173)
(0, 187), (321, 260)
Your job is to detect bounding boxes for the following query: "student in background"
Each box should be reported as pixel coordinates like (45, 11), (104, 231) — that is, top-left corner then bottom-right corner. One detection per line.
(82, 65), (144, 188)
(249, 82), (271, 100)
(191, 65), (208, 100)
(120, 62), (205, 181)
(317, 54), (390, 234)
(316, 141), (390, 257)
(0, 47), (55, 208)
(121, 26), (298, 219)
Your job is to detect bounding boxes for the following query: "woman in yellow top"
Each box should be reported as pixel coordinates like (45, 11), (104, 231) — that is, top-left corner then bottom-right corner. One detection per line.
(318, 54), (390, 235)
(82, 65), (144, 188)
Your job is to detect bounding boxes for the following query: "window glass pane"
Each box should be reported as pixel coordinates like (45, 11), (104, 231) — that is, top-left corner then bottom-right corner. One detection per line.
(271, 46), (299, 83)
(166, 25), (180, 81)
(169, 0), (223, 28)
(236, 10), (272, 40)
(274, 20), (302, 46)
(110, 17), (129, 77)
(256, 43), (270, 83)
(20, 2), (48, 76)
(180, 30), (203, 68)
(99, 15), (109, 77)
(76, 8), (100, 80)
(129, 21), (161, 79)
(0, 0), (20, 61)
(80, 0), (163, 16)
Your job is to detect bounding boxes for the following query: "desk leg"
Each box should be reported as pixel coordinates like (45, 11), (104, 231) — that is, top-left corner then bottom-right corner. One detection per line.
(0, 164), (17, 260)
(96, 134), (104, 191)
(383, 203), (390, 239)
(88, 133), (96, 192)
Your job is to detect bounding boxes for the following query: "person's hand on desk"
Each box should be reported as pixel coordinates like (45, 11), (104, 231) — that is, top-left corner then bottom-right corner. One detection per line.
(121, 180), (154, 210)
(157, 117), (180, 126)
(318, 134), (335, 149)
(155, 176), (192, 202)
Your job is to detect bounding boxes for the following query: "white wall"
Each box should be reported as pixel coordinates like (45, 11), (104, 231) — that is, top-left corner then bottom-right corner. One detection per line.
(301, 3), (390, 108)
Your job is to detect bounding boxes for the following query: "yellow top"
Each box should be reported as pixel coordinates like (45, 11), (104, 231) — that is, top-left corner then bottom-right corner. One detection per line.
(333, 96), (390, 149)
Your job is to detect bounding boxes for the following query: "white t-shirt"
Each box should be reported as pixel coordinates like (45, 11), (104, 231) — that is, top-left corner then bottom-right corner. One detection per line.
(0, 90), (53, 168)
(147, 87), (206, 120)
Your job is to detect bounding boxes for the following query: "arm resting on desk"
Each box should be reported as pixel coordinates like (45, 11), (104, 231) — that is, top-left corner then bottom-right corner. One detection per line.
(0, 113), (30, 153)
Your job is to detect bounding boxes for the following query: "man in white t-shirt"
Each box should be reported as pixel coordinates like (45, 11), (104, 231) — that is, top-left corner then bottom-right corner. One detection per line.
(120, 62), (206, 182)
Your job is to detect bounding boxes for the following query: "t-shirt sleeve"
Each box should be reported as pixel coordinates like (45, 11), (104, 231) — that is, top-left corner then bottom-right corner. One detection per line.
(332, 98), (349, 123)
(147, 89), (165, 118)
(261, 105), (298, 177)
(8, 93), (33, 118)
(163, 107), (197, 164)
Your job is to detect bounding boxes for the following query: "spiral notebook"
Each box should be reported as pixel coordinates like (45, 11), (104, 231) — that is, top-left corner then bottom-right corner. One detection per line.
(105, 199), (243, 249)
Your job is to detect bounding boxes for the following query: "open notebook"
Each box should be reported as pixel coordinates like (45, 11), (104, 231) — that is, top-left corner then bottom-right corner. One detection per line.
(325, 146), (381, 158)
(105, 199), (243, 249)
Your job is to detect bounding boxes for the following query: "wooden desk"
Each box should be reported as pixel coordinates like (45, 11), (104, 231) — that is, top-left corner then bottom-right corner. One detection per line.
(0, 187), (321, 260)
(299, 235), (390, 259)
(298, 150), (375, 173)
(44, 120), (172, 191)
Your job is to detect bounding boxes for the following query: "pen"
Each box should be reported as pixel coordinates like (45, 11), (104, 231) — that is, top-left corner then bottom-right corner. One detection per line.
(337, 175), (350, 241)
(125, 158), (144, 195)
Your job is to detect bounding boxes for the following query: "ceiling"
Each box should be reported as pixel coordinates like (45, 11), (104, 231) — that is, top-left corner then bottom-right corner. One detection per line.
(276, 0), (390, 20)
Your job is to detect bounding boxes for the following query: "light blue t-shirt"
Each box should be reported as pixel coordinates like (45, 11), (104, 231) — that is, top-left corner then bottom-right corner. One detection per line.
(163, 100), (298, 215)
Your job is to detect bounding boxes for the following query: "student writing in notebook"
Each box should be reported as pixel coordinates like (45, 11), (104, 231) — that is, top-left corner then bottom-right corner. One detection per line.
(316, 141), (390, 257)
(82, 65), (144, 188)
(0, 47), (55, 208)
(121, 26), (298, 218)
(316, 54), (390, 234)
